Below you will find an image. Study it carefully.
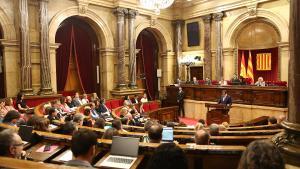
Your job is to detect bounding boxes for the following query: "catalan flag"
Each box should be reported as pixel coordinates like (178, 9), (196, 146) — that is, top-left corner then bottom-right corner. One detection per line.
(256, 53), (272, 70)
(240, 51), (247, 78)
(247, 50), (254, 84)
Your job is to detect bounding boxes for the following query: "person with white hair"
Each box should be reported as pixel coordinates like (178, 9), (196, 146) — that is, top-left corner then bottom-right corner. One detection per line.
(255, 77), (266, 86)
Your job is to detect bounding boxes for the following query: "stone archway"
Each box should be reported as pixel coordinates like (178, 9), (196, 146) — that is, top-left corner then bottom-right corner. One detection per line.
(48, 7), (115, 96)
(223, 8), (289, 81)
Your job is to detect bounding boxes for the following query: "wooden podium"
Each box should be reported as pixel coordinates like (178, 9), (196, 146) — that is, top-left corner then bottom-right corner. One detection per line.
(205, 103), (230, 125)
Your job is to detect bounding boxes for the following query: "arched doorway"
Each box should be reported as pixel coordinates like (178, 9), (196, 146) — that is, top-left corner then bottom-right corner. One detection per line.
(55, 16), (100, 95)
(0, 26), (4, 98)
(236, 20), (280, 81)
(136, 29), (159, 100)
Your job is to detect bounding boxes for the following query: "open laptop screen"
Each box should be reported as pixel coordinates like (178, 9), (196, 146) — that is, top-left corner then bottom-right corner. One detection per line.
(162, 127), (174, 142)
(110, 136), (139, 157)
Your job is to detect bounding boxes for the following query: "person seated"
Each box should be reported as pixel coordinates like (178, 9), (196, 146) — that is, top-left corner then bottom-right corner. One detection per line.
(255, 76), (266, 86)
(65, 96), (76, 109)
(141, 120), (156, 143)
(237, 140), (285, 169)
(218, 90), (232, 106)
(192, 77), (199, 85)
(268, 116), (277, 125)
(124, 95), (132, 105)
(139, 102), (145, 114)
(112, 119), (127, 132)
(148, 124), (163, 143)
(81, 93), (89, 105)
(166, 122), (175, 128)
(0, 100), (7, 121)
(16, 92), (30, 112)
(57, 97), (72, 113)
(2, 110), (20, 126)
(195, 123), (204, 131)
(209, 123), (219, 136)
(204, 77), (212, 85)
(72, 92), (83, 107)
(47, 108), (61, 124)
(140, 93), (148, 103)
(147, 143), (188, 169)
(90, 92), (99, 102)
(132, 95), (139, 104)
(219, 124), (227, 131)
(83, 108), (94, 127)
(198, 119), (206, 126)
(33, 117), (50, 131)
(66, 129), (97, 168)
(221, 122), (229, 128)
(73, 113), (84, 126)
(101, 128), (120, 140)
(231, 74), (241, 85)
(120, 108), (133, 122)
(0, 129), (25, 159)
(239, 76), (246, 85)
(94, 118), (106, 129)
(89, 102), (100, 120)
(61, 121), (78, 135)
(97, 99), (112, 118)
(4, 98), (17, 112)
(194, 129), (210, 145)
(219, 79), (228, 86)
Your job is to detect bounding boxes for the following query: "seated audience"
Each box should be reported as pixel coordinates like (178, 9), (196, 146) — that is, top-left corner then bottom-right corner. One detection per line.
(101, 128), (120, 140)
(0, 100), (7, 121)
(147, 143), (188, 169)
(218, 90), (232, 106)
(2, 110), (20, 126)
(90, 102), (100, 120)
(124, 95), (132, 105)
(90, 92), (99, 102)
(34, 117), (50, 131)
(198, 119), (206, 126)
(142, 120), (156, 143)
(94, 118), (106, 129)
(219, 79), (228, 86)
(73, 113), (84, 126)
(231, 74), (241, 85)
(132, 95), (139, 104)
(66, 96), (76, 109)
(97, 99), (112, 120)
(141, 93), (148, 103)
(73, 92), (83, 107)
(62, 121), (78, 135)
(255, 76), (266, 86)
(4, 98), (17, 112)
(195, 122), (204, 131)
(111, 119), (126, 132)
(16, 92), (30, 112)
(194, 129), (210, 145)
(56, 97), (72, 113)
(83, 108), (94, 127)
(148, 124), (163, 143)
(209, 123), (220, 136)
(192, 77), (199, 85)
(0, 129), (25, 159)
(66, 129), (97, 168)
(205, 77), (212, 85)
(237, 140), (285, 169)
(268, 116), (277, 125)
(81, 93), (89, 105)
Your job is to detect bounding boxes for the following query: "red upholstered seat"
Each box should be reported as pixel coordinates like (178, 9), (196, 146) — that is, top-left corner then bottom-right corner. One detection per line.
(110, 100), (120, 109)
(115, 109), (121, 117)
(149, 102), (159, 110)
(143, 103), (150, 112)
(105, 101), (112, 110)
(118, 99), (124, 106)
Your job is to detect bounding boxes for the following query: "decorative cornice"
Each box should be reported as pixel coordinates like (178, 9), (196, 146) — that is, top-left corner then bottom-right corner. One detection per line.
(172, 20), (185, 26)
(202, 14), (212, 23)
(127, 9), (138, 19)
(213, 12), (224, 21)
(113, 7), (128, 17)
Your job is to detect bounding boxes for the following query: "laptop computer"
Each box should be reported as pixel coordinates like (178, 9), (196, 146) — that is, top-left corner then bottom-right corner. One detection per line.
(18, 125), (33, 145)
(95, 136), (139, 169)
(162, 127), (174, 142)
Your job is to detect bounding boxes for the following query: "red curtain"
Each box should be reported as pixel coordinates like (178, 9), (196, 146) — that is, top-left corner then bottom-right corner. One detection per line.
(136, 30), (158, 100)
(55, 18), (98, 94)
(238, 47), (279, 81)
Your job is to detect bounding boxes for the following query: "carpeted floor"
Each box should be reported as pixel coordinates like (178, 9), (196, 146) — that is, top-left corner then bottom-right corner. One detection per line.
(179, 117), (198, 126)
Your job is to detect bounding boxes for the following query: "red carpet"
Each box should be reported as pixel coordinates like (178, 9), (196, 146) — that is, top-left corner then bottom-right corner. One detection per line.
(179, 117), (198, 126)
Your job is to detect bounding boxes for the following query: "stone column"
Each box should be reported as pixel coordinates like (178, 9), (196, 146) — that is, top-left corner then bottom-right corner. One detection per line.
(128, 9), (138, 89)
(173, 20), (184, 80)
(202, 14), (212, 79)
(19, 0), (33, 95)
(213, 12), (224, 81)
(272, 0), (300, 166)
(114, 7), (127, 90)
(39, 0), (52, 95)
(278, 42), (289, 82)
(223, 48), (234, 80)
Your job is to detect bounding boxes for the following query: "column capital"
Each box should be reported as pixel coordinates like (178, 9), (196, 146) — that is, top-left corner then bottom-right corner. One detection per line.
(202, 14), (212, 23)
(114, 7), (128, 17)
(213, 12), (224, 21)
(127, 9), (138, 19)
(172, 20), (185, 26)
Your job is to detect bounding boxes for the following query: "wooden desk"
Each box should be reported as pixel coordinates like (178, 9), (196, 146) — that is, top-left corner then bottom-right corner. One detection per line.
(94, 153), (144, 169)
(165, 85), (288, 108)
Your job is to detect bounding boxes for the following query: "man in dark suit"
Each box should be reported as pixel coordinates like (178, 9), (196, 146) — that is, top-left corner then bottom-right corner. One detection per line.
(177, 87), (185, 118)
(218, 90), (232, 106)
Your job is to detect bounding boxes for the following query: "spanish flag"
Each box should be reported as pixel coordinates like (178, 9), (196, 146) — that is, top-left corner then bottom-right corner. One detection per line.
(240, 51), (247, 78)
(247, 50), (254, 84)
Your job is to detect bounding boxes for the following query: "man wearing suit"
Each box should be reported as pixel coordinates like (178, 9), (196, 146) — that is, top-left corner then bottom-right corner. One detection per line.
(177, 87), (185, 118)
(218, 90), (232, 106)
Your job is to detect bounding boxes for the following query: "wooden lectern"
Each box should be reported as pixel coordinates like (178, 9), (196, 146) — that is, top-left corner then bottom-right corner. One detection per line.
(205, 103), (230, 125)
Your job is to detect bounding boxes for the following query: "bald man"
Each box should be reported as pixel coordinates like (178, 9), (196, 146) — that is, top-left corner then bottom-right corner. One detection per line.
(0, 129), (25, 159)
(194, 129), (210, 145)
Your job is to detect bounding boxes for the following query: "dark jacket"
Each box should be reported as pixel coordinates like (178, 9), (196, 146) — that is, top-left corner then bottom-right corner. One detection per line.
(218, 95), (232, 105)
(177, 91), (185, 103)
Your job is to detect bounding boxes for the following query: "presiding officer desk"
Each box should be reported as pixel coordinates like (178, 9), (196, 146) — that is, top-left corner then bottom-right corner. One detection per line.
(165, 85), (288, 108)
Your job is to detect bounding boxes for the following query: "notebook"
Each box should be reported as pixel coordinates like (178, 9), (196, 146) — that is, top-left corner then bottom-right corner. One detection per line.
(162, 127), (174, 142)
(95, 136), (139, 169)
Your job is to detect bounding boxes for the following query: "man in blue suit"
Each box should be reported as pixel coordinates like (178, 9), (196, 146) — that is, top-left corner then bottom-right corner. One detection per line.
(218, 90), (232, 106)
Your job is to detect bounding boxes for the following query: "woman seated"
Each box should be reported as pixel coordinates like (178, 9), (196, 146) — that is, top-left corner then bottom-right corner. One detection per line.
(5, 98), (17, 112)
(90, 92), (99, 102)
(47, 108), (62, 125)
(34, 117), (50, 132)
(16, 92), (30, 112)
(81, 93), (89, 105)
(123, 95), (132, 105)
(140, 93), (148, 103)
